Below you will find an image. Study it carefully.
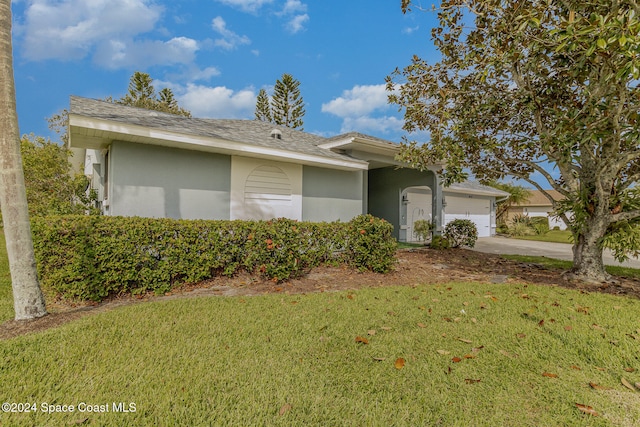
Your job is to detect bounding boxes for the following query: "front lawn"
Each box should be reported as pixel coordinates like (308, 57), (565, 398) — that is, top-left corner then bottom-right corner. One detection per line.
(1, 282), (639, 426)
(513, 230), (573, 244)
(0, 230), (14, 322)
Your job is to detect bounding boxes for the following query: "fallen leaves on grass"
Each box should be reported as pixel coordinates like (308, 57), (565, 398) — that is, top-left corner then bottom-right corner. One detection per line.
(576, 403), (599, 416)
(621, 377), (637, 391)
(465, 378), (481, 384)
(279, 404), (292, 416)
(437, 350), (450, 355)
(452, 357), (462, 363)
(589, 382), (611, 391)
(542, 372), (559, 378)
(395, 358), (405, 370)
(355, 336), (369, 344)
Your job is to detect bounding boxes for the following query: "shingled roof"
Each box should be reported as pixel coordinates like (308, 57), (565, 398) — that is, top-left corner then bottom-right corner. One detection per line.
(68, 96), (382, 166)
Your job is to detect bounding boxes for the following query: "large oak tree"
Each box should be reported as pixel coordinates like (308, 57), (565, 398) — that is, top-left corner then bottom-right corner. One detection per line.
(388, 0), (640, 284)
(0, 0), (47, 319)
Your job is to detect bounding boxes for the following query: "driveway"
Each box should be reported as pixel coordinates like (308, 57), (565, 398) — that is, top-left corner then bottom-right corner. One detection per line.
(472, 236), (640, 269)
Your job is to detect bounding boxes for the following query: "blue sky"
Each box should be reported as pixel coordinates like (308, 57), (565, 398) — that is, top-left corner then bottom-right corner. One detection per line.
(11, 0), (439, 143)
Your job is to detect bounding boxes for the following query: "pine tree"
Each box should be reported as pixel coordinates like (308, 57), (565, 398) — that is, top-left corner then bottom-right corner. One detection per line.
(254, 88), (272, 123)
(117, 72), (191, 117)
(254, 74), (305, 130)
(271, 74), (305, 130)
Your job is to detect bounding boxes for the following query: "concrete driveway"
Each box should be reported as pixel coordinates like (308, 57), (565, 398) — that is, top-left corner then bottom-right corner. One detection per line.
(472, 236), (640, 269)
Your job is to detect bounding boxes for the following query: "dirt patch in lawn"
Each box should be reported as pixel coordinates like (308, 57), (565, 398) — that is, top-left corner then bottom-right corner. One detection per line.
(2, 248), (639, 340)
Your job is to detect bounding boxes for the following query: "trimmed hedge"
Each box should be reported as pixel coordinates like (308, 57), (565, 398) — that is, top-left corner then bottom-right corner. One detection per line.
(31, 214), (396, 301)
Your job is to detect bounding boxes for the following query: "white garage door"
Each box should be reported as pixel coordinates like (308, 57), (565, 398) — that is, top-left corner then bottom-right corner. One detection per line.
(444, 195), (491, 237)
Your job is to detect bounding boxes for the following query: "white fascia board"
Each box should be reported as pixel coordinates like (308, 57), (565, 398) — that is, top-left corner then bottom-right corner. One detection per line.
(70, 115), (369, 171)
(319, 137), (401, 156)
(444, 186), (510, 198)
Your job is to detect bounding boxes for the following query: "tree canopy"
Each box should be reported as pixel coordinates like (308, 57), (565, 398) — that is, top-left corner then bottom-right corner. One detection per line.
(388, 0), (640, 283)
(20, 134), (97, 217)
(117, 71), (191, 117)
(254, 73), (305, 130)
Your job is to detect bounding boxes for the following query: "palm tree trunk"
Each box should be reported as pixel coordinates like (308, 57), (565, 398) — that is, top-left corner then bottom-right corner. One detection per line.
(0, 0), (47, 320)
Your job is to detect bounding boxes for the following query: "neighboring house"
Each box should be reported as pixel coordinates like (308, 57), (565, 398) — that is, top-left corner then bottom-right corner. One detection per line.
(506, 189), (567, 230)
(68, 96), (508, 240)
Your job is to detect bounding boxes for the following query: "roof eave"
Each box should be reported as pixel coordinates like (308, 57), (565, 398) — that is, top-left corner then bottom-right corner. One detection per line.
(68, 114), (369, 171)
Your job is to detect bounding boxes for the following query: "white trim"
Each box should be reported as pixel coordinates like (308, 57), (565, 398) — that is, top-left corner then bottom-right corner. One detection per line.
(69, 115), (369, 171)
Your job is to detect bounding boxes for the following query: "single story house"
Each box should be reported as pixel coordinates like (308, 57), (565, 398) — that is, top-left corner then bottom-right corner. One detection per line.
(68, 96), (508, 240)
(506, 189), (567, 230)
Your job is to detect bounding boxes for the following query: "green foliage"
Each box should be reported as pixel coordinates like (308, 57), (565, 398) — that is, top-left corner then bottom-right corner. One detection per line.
(117, 72), (191, 117)
(443, 219), (478, 248)
(429, 234), (450, 250)
(602, 221), (640, 263)
(19, 134), (98, 217)
(346, 214), (397, 273)
(31, 215), (396, 301)
(413, 219), (434, 242)
(390, 1), (640, 279)
(256, 73), (305, 129)
(489, 182), (531, 225)
(254, 88), (272, 122)
(530, 217), (550, 235)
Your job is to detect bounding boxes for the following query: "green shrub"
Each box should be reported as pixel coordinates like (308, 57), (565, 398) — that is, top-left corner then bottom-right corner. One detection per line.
(530, 216), (550, 235)
(346, 214), (397, 273)
(31, 215), (396, 301)
(412, 219), (433, 243)
(429, 235), (450, 249)
(508, 222), (535, 237)
(443, 219), (478, 248)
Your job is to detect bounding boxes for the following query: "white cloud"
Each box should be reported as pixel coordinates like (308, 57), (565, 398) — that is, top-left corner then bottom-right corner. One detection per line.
(278, 0), (309, 33)
(322, 84), (404, 135)
(339, 116), (404, 134)
(285, 14), (309, 34)
(94, 36), (199, 69)
(213, 0), (273, 13)
(19, 0), (163, 61)
(178, 84), (256, 118)
(281, 0), (307, 14)
(403, 25), (420, 34)
(211, 16), (251, 50)
(322, 84), (389, 117)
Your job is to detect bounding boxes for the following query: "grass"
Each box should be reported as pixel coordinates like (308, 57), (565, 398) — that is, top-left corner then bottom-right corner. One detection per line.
(0, 229), (14, 322)
(397, 241), (425, 249)
(514, 230), (573, 244)
(502, 254), (640, 281)
(1, 283), (639, 426)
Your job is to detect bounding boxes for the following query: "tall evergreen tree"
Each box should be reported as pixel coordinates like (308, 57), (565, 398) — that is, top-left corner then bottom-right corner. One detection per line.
(254, 88), (272, 123)
(116, 72), (191, 117)
(0, 0), (47, 320)
(271, 74), (305, 130)
(254, 74), (305, 130)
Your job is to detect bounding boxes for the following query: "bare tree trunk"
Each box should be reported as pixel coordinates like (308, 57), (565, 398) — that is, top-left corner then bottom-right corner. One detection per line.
(0, 0), (47, 320)
(568, 218), (611, 284)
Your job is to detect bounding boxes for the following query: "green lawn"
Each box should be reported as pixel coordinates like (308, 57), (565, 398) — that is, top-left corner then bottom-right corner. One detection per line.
(0, 230), (14, 322)
(1, 282), (639, 426)
(514, 230), (573, 244)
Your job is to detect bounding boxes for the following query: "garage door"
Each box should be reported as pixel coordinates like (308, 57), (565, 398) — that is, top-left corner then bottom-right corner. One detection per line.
(444, 195), (491, 237)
